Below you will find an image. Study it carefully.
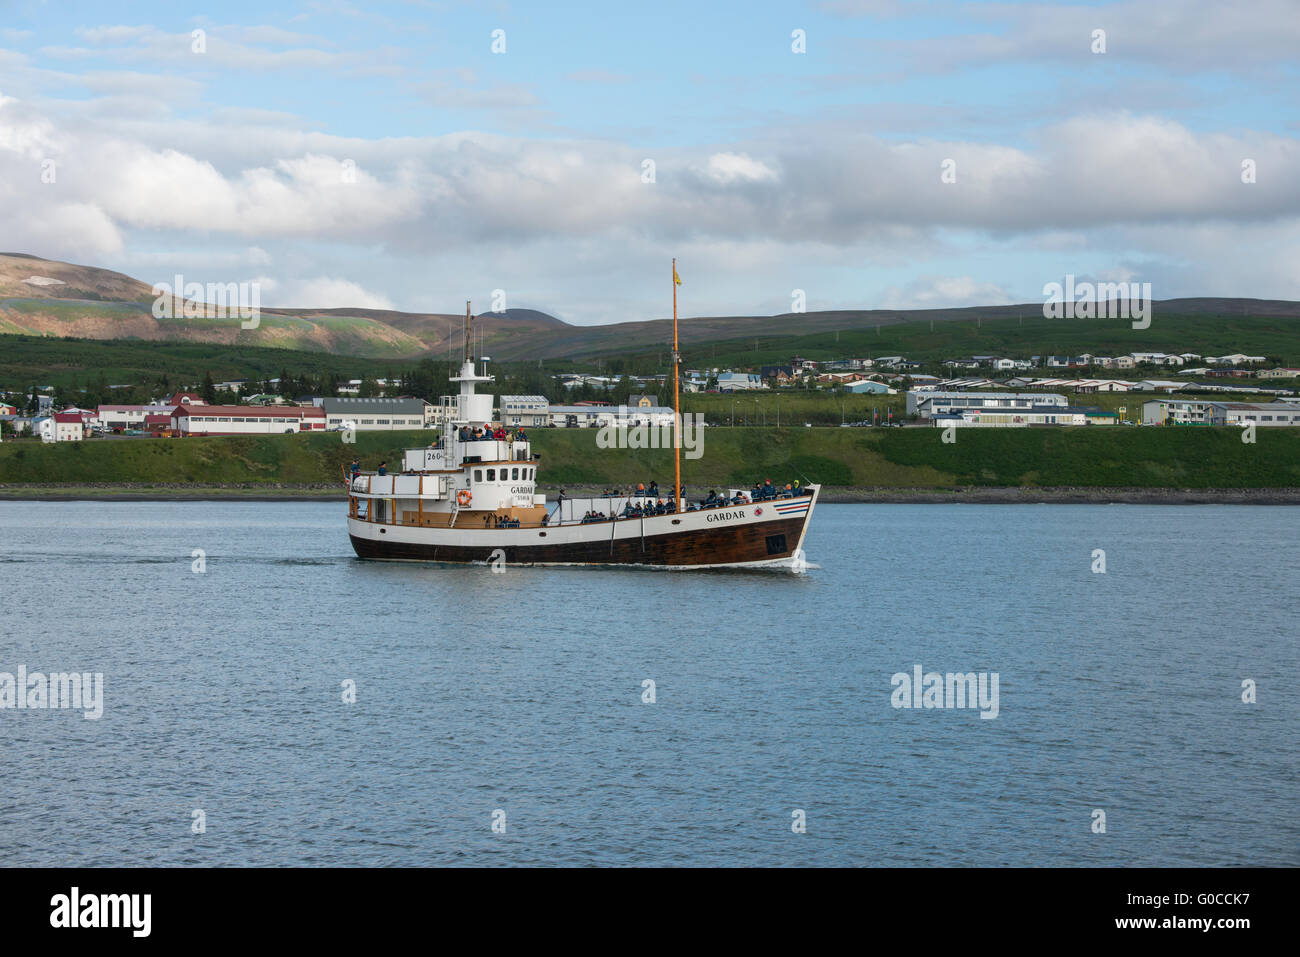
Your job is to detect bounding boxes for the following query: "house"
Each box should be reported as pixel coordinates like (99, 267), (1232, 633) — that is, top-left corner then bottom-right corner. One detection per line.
(1209, 354), (1266, 367)
(1070, 379), (1136, 393)
(1133, 380), (1185, 393)
(936, 377), (998, 390)
(1130, 352), (1184, 367)
(627, 393), (658, 408)
(499, 396), (550, 428)
(1258, 368), (1300, 379)
(36, 412), (86, 442)
(0, 415), (33, 435)
(168, 392), (205, 406)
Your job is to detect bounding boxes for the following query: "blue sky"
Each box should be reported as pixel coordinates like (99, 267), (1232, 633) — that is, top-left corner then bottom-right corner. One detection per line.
(2, 0), (1298, 323)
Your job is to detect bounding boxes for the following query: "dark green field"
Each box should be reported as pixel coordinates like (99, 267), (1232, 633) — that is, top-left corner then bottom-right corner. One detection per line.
(3, 426), (1297, 490)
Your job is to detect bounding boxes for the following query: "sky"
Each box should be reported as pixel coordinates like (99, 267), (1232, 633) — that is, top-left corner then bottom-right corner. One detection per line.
(1, 0), (1298, 325)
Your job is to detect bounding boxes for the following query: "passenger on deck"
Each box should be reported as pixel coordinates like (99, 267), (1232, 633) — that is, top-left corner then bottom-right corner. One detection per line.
(349, 457), (360, 478)
(377, 461), (388, 476)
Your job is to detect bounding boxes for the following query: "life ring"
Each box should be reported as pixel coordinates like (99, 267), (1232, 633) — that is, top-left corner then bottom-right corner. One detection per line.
(457, 489), (472, 506)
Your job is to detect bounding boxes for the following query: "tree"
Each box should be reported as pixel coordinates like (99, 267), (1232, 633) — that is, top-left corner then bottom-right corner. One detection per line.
(201, 371), (217, 404)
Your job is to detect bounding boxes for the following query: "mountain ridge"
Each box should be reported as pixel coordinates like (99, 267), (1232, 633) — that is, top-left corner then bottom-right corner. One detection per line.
(3, 253), (1298, 362)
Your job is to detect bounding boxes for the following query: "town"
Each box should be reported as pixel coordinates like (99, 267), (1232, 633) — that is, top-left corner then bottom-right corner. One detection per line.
(2, 345), (1297, 442)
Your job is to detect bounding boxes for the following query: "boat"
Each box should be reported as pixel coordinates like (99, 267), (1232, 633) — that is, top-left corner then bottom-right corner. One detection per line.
(345, 262), (819, 568)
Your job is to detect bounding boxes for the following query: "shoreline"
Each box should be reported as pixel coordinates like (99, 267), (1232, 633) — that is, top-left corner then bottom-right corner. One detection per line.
(1, 483), (1298, 504)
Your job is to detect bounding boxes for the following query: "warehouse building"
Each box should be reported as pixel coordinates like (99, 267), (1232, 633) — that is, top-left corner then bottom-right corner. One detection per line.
(909, 390), (1068, 418)
(318, 397), (432, 431)
(171, 404), (325, 435)
(930, 405), (1099, 427)
(98, 404), (179, 430)
(1142, 399), (1300, 426)
(548, 404), (675, 428)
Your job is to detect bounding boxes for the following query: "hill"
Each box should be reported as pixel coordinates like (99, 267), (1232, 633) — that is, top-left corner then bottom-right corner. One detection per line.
(3, 253), (1299, 365)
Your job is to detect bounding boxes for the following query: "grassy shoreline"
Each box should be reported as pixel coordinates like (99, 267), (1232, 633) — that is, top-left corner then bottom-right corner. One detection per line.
(2, 426), (1298, 494)
(2, 483), (1299, 504)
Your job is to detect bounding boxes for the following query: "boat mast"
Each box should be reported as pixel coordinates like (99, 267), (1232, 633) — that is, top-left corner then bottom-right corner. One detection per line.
(463, 300), (472, 364)
(672, 258), (682, 514)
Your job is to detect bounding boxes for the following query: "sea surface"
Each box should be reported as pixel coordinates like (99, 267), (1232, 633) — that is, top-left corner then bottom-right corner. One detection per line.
(0, 501), (1295, 867)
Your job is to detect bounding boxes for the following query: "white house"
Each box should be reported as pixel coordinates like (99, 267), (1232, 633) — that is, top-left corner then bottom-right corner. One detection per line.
(35, 412), (85, 442)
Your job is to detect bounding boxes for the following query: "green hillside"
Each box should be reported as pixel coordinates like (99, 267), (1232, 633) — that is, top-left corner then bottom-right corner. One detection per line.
(3, 427), (1297, 490)
(680, 311), (1300, 370)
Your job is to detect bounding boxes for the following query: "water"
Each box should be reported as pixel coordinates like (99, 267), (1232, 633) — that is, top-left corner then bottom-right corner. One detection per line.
(0, 501), (1295, 867)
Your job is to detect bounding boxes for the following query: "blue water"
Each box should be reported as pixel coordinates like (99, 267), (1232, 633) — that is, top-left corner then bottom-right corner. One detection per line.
(0, 501), (1295, 866)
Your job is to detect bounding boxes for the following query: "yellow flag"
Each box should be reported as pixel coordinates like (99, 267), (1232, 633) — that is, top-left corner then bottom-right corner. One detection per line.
(673, 266), (682, 286)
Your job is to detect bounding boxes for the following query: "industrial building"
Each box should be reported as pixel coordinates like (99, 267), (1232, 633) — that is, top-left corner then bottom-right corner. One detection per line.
(171, 405), (326, 435)
(1142, 399), (1300, 426)
(548, 404), (675, 428)
(500, 396), (550, 428)
(929, 405), (1110, 427)
(318, 397), (432, 431)
(97, 404), (179, 430)
(908, 391), (1068, 418)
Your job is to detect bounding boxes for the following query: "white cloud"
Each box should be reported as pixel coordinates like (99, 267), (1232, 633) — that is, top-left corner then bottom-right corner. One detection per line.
(256, 275), (395, 310)
(878, 276), (1012, 310)
(705, 152), (780, 184)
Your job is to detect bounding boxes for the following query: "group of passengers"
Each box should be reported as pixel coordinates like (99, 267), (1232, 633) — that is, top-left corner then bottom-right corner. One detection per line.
(697, 479), (803, 509)
(459, 425), (512, 442)
(620, 499), (678, 519)
(488, 514), (521, 528)
(580, 510), (608, 524)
